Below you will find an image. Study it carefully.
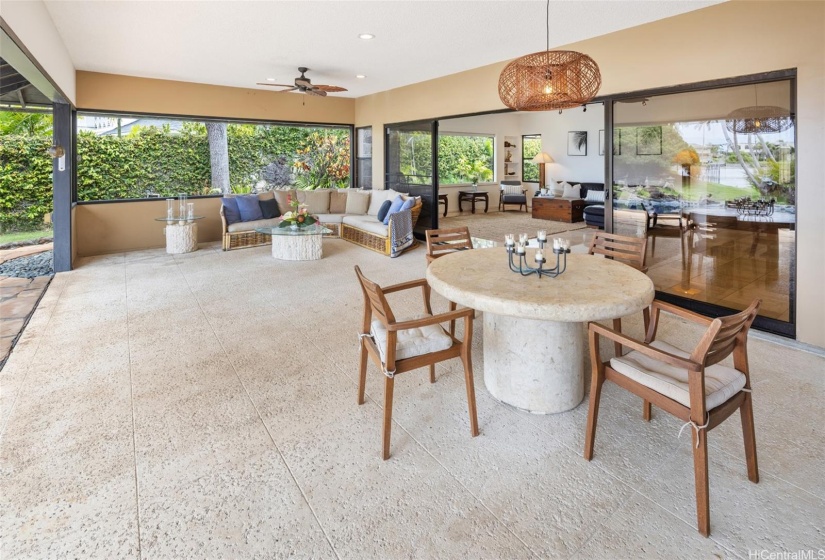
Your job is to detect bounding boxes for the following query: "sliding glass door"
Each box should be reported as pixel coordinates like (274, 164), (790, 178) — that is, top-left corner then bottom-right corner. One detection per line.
(385, 120), (438, 234)
(610, 77), (796, 336)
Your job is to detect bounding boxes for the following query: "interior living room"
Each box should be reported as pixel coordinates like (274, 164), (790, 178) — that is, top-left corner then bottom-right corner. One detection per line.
(1, 1), (823, 558)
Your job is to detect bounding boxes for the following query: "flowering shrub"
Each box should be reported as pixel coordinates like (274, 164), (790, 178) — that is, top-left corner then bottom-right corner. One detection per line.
(292, 132), (351, 190)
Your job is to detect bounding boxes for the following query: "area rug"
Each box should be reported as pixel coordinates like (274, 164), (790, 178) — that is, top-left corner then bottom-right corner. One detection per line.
(441, 212), (587, 243)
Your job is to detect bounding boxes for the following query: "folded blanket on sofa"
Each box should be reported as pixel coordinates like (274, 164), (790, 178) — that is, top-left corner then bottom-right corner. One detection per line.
(389, 208), (415, 258)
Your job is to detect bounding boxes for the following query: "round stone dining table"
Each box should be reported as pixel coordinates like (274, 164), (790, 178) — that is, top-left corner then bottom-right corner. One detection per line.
(426, 247), (655, 414)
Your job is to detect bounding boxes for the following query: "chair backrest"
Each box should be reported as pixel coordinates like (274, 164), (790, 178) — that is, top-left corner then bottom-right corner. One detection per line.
(425, 227), (473, 262)
(588, 232), (648, 272)
(354, 266), (395, 329)
(691, 299), (761, 368)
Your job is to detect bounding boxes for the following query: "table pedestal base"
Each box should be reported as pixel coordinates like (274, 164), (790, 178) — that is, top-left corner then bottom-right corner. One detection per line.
(271, 234), (323, 260)
(483, 312), (584, 414)
(165, 222), (198, 254)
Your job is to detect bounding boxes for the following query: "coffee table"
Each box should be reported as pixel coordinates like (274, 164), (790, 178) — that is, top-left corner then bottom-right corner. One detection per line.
(255, 224), (332, 260)
(427, 247), (654, 414)
(154, 216), (205, 254)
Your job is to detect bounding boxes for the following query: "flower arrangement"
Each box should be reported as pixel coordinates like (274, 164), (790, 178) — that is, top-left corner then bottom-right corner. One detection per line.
(278, 194), (318, 228)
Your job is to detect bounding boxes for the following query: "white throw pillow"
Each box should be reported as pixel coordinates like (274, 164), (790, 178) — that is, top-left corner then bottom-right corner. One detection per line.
(345, 190), (371, 215)
(585, 190), (606, 203)
(562, 183), (581, 199)
(368, 189), (402, 215)
(297, 189), (331, 214)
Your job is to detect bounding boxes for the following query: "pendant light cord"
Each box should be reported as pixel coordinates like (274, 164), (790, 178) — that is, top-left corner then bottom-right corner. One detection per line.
(546, 0), (550, 51)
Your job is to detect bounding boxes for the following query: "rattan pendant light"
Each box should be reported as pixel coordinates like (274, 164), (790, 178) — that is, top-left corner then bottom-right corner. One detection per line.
(498, 0), (601, 112)
(725, 84), (792, 134)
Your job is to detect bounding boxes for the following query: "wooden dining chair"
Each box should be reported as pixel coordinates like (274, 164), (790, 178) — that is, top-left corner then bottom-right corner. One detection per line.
(584, 299), (761, 537)
(588, 232), (650, 355)
(425, 226), (473, 264)
(354, 266), (479, 460)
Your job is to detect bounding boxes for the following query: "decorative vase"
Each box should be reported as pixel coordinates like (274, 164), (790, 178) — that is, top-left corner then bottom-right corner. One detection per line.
(290, 223), (299, 231)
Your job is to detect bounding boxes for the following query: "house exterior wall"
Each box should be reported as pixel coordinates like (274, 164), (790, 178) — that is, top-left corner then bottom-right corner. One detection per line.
(354, 1), (825, 348)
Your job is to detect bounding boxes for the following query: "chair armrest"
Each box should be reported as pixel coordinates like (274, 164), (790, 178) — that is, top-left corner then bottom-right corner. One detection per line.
(651, 300), (713, 326)
(389, 308), (473, 332)
(382, 278), (429, 294)
(589, 322), (701, 370)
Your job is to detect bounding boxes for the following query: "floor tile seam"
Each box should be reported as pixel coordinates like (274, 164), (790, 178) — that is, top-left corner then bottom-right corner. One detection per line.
(175, 259), (342, 560)
(0, 275), (64, 439)
(379, 407), (544, 560)
(124, 263), (145, 560)
(705, 437), (825, 503)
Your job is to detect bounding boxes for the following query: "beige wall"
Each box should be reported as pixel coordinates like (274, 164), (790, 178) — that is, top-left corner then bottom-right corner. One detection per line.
(76, 72), (355, 124)
(355, 1), (825, 347)
(0, 0), (76, 103)
(75, 198), (223, 257)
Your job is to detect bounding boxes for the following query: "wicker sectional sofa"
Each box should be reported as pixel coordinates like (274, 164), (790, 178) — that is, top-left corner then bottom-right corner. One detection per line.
(221, 188), (422, 256)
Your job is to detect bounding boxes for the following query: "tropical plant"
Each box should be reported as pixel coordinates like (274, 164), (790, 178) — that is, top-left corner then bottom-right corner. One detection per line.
(292, 131), (351, 190)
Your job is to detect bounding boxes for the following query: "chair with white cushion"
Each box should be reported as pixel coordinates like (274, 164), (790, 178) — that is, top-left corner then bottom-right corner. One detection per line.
(584, 299), (761, 537)
(499, 180), (527, 212)
(354, 266), (479, 460)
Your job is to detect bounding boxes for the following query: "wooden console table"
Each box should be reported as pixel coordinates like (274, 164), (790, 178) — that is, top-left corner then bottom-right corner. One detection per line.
(532, 197), (584, 223)
(458, 191), (489, 214)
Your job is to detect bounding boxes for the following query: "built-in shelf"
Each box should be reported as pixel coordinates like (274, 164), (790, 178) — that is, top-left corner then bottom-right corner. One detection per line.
(503, 136), (521, 180)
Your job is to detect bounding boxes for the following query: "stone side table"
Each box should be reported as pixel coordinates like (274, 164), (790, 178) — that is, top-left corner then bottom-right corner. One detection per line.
(155, 217), (204, 254)
(426, 247), (654, 414)
(256, 224), (332, 261)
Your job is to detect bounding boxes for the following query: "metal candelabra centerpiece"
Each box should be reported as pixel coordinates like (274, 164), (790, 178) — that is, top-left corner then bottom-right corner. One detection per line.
(505, 231), (571, 279)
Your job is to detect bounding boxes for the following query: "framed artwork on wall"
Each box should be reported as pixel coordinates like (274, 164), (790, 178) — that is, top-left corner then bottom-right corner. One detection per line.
(568, 131), (587, 156)
(636, 126), (663, 155)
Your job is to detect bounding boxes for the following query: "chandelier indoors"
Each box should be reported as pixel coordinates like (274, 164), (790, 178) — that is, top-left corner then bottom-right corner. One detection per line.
(725, 84), (792, 134)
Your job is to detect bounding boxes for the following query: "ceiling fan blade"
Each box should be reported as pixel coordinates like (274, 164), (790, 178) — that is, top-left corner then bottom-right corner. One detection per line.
(315, 85), (348, 93)
(305, 88), (327, 97)
(256, 83), (298, 89)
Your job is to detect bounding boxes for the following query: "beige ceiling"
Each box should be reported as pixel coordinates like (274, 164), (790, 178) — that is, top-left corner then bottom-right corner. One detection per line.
(43, 0), (723, 98)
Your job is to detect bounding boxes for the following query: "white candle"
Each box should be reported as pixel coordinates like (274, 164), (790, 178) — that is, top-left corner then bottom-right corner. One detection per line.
(505, 234), (514, 246)
(519, 233), (528, 245)
(562, 239), (570, 251)
(538, 230), (547, 241)
(553, 239), (560, 250)
(535, 250), (544, 262)
(516, 244), (525, 254)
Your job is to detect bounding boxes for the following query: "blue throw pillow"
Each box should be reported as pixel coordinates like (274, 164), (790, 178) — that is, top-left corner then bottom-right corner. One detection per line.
(222, 197), (241, 225)
(376, 200), (393, 223)
(236, 194), (264, 222)
(383, 196), (406, 225)
(400, 197), (415, 211)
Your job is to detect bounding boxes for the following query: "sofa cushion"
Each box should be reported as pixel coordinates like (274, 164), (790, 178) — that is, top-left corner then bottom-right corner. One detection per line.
(382, 196), (405, 224)
(221, 197), (242, 225)
(610, 340), (746, 410)
(345, 190), (371, 215)
(257, 191), (275, 201)
(562, 183), (581, 199)
(329, 190), (348, 213)
(298, 189), (331, 214)
(236, 194), (264, 222)
(585, 190), (606, 203)
(226, 217), (281, 233)
(272, 189), (295, 212)
(342, 215), (388, 237)
(368, 189), (402, 216)
(259, 198), (280, 219)
(376, 200), (393, 223)
(315, 214), (344, 224)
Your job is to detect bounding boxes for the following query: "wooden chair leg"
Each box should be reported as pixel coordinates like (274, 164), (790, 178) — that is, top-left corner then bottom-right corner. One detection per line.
(429, 364), (436, 384)
(382, 376), (395, 460)
(612, 318), (624, 356)
(449, 300), (457, 337)
(584, 365), (604, 460)
(643, 400), (652, 421)
(461, 347), (479, 438)
(692, 428), (711, 537)
(358, 342), (368, 405)
(642, 307), (651, 333)
(740, 393), (759, 483)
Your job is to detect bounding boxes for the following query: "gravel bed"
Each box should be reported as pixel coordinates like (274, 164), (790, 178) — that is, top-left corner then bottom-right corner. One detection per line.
(0, 251), (54, 278)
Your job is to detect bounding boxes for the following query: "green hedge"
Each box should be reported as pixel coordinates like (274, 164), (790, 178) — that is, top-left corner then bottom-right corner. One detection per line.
(0, 124), (350, 232)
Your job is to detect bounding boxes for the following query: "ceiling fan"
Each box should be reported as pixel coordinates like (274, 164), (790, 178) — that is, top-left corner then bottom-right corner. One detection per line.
(256, 67), (347, 97)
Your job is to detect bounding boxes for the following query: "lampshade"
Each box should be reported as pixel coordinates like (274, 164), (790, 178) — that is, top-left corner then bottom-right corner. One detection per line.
(499, 50), (601, 112)
(725, 84), (792, 134)
(531, 152), (554, 164)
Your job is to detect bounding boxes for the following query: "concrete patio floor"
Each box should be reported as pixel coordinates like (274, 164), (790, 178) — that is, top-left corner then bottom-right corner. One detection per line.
(1, 237), (823, 559)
